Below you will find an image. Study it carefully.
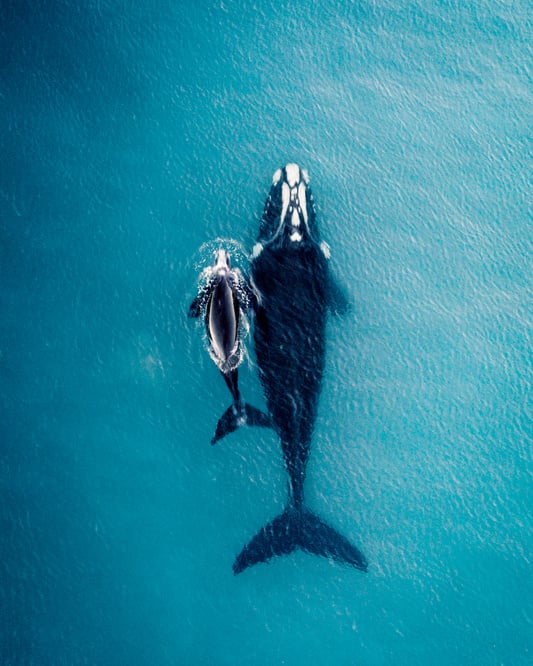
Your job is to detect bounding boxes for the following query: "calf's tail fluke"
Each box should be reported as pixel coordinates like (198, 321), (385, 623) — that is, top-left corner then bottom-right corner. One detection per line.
(233, 505), (367, 574)
(211, 402), (272, 445)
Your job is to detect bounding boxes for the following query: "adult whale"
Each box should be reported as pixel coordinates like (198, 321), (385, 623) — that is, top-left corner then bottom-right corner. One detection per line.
(233, 164), (367, 574)
(189, 249), (271, 444)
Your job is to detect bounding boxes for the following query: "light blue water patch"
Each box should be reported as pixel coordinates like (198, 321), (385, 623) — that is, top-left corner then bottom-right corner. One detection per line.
(1, 1), (531, 664)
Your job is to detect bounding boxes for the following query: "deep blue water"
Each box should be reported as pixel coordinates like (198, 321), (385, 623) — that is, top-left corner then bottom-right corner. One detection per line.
(1, 1), (531, 664)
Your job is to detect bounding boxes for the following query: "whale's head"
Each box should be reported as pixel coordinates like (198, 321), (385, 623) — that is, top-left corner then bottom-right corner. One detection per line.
(253, 164), (319, 257)
(213, 248), (231, 276)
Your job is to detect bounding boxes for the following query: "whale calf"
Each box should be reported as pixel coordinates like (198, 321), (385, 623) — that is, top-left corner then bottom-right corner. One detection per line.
(189, 249), (271, 444)
(233, 165), (367, 574)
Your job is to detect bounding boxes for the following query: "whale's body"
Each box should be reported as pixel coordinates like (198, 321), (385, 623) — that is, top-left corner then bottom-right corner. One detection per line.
(189, 250), (271, 444)
(233, 164), (367, 574)
(252, 242), (328, 506)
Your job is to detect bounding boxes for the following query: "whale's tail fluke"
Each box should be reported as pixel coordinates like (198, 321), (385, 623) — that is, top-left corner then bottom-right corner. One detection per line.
(232, 505), (367, 574)
(211, 402), (272, 445)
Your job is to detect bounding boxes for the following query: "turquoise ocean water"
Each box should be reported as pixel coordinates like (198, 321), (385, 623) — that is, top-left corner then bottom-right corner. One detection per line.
(1, 1), (531, 664)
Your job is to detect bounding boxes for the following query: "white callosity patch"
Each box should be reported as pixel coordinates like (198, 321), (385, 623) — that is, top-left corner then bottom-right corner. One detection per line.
(285, 163), (300, 187)
(280, 181), (290, 224)
(291, 208), (300, 228)
(252, 242), (263, 258)
(267, 163), (313, 244)
(287, 165), (311, 242)
(298, 181), (308, 224)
